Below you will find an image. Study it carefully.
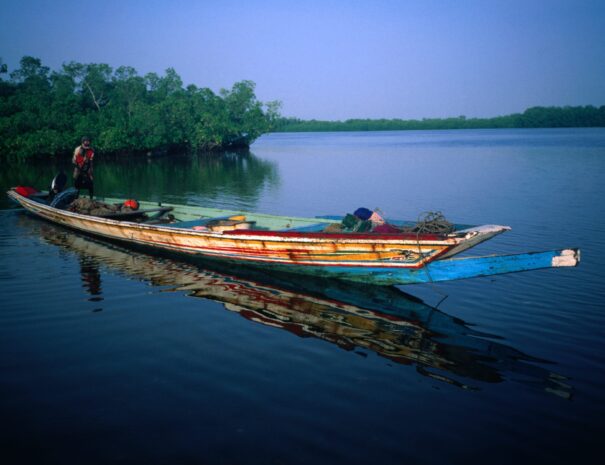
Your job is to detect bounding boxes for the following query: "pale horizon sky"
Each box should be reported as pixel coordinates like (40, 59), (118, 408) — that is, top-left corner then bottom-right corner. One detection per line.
(1, 0), (604, 120)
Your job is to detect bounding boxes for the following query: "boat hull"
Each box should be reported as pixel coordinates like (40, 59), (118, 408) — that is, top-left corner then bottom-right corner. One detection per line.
(7, 189), (579, 285)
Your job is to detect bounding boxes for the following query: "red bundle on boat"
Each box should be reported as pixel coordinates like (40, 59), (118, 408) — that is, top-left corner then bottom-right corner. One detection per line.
(14, 186), (39, 197)
(123, 199), (139, 210)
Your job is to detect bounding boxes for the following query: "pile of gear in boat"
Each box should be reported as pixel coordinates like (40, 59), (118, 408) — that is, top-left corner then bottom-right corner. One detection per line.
(67, 197), (175, 224)
(46, 186), (173, 223)
(67, 197), (140, 217)
(327, 207), (455, 234)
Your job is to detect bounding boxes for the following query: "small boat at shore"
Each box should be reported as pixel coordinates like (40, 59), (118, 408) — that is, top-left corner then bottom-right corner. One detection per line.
(7, 186), (580, 285)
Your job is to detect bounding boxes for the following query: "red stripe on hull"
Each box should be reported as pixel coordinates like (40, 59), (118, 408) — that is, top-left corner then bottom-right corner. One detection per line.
(226, 229), (445, 241)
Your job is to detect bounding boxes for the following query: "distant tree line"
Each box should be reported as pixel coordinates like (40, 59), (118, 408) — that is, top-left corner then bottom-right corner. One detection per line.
(0, 56), (281, 160)
(275, 105), (605, 132)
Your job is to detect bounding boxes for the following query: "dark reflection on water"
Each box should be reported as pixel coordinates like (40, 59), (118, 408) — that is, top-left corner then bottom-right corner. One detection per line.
(33, 216), (571, 398)
(0, 150), (279, 210)
(79, 256), (103, 300)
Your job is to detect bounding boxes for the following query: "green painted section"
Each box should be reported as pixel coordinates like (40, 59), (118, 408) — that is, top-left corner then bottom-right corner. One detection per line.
(103, 197), (341, 231)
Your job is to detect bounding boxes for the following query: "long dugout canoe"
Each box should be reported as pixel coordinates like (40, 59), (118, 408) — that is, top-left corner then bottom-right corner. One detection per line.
(7, 188), (580, 285)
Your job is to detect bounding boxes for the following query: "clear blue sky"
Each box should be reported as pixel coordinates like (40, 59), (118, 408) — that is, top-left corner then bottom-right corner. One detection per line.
(1, 0), (604, 120)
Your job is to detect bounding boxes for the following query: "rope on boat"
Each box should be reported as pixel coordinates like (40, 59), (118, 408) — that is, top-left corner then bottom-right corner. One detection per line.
(404, 211), (453, 307)
(401, 211), (455, 235)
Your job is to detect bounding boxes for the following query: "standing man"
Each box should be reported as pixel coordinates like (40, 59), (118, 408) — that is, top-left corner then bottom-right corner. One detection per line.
(73, 136), (95, 199)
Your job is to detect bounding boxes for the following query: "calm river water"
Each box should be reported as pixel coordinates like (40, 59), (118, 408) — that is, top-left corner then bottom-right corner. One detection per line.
(1, 128), (604, 464)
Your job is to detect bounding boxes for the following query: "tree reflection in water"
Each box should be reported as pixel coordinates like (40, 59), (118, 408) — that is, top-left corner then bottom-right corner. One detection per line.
(0, 150), (279, 211)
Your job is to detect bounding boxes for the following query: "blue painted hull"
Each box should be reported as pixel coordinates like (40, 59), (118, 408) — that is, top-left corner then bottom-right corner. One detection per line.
(236, 249), (580, 285)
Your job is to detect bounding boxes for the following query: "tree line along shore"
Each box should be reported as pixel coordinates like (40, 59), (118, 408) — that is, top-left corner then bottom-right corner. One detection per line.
(274, 105), (605, 132)
(1, 56), (603, 160)
(0, 57), (280, 160)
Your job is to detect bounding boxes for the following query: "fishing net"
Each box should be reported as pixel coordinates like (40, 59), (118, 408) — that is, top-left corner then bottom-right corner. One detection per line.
(401, 211), (455, 234)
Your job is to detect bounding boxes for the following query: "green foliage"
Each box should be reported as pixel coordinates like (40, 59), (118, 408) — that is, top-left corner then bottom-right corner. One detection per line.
(275, 106), (605, 133)
(0, 56), (280, 160)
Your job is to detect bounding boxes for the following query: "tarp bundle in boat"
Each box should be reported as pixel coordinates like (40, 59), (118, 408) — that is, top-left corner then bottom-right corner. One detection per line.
(326, 208), (455, 235)
(14, 186), (39, 197)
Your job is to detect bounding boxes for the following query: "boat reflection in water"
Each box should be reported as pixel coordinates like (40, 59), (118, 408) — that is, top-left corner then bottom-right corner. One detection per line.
(32, 217), (572, 398)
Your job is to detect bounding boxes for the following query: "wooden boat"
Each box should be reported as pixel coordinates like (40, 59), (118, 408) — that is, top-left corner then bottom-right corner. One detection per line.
(32, 218), (571, 397)
(7, 186), (580, 285)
